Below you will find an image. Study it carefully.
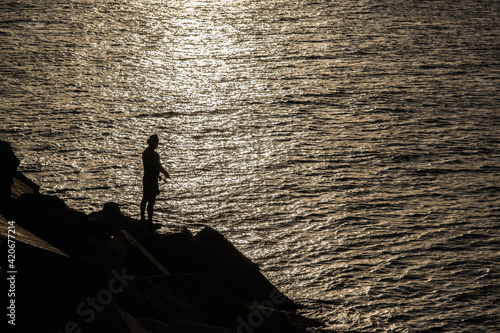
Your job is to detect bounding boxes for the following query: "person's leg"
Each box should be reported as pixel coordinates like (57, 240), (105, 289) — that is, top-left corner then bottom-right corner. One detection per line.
(140, 196), (147, 222)
(147, 196), (156, 225)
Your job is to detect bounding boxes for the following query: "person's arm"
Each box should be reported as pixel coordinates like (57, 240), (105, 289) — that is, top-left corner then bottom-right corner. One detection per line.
(156, 153), (171, 179)
(160, 165), (170, 179)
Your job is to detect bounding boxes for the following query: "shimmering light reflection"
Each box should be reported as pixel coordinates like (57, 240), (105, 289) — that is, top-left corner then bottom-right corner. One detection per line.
(129, 0), (288, 224)
(2, 0), (500, 332)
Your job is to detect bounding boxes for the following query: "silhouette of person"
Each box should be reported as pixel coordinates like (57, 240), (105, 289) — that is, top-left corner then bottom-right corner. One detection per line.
(140, 134), (170, 225)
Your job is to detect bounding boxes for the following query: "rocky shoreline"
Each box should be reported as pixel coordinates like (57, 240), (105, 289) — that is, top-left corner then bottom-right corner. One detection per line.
(1, 141), (324, 333)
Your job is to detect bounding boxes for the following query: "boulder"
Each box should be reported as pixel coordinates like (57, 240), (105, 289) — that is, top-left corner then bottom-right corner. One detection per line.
(194, 227), (297, 311)
(108, 229), (171, 277)
(137, 319), (237, 333)
(145, 274), (251, 329)
(0, 140), (19, 215)
(13, 193), (86, 255)
(88, 202), (142, 239)
(164, 321), (235, 333)
(136, 317), (171, 333)
(144, 231), (201, 274)
(67, 303), (150, 333)
(0, 214), (72, 303)
(115, 290), (171, 323)
(114, 276), (206, 326)
(12, 193), (124, 273)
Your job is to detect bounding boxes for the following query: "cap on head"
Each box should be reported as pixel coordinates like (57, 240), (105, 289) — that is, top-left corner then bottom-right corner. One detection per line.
(147, 134), (159, 146)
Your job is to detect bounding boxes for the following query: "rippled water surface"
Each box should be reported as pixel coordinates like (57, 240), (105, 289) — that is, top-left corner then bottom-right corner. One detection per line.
(2, 0), (500, 331)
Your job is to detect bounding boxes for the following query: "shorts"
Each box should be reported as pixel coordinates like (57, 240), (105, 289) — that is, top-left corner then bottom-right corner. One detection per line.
(143, 177), (159, 198)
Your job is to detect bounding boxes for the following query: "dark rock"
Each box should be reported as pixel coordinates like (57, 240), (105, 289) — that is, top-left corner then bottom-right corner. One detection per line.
(108, 229), (171, 277)
(14, 170), (40, 193)
(1, 217), (98, 332)
(1, 215), (73, 304)
(194, 227), (297, 311)
(115, 290), (170, 323)
(164, 321), (235, 333)
(144, 232), (201, 274)
(15, 288), (71, 333)
(88, 202), (142, 239)
(114, 276), (207, 327)
(147, 284), (202, 322)
(137, 317), (171, 333)
(0, 140), (19, 215)
(13, 193), (86, 255)
(12, 193), (125, 273)
(74, 304), (150, 333)
(145, 274), (251, 329)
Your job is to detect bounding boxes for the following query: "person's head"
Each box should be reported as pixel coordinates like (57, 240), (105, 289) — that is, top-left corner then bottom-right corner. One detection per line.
(147, 134), (159, 149)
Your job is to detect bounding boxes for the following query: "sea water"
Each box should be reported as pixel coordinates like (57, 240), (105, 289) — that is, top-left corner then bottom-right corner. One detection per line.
(1, 0), (499, 331)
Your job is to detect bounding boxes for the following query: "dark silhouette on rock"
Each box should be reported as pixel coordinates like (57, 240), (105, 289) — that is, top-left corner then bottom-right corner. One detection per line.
(0, 145), (324, 333)
(0, 140), (20, 214)
(140, 134), (170, 226)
